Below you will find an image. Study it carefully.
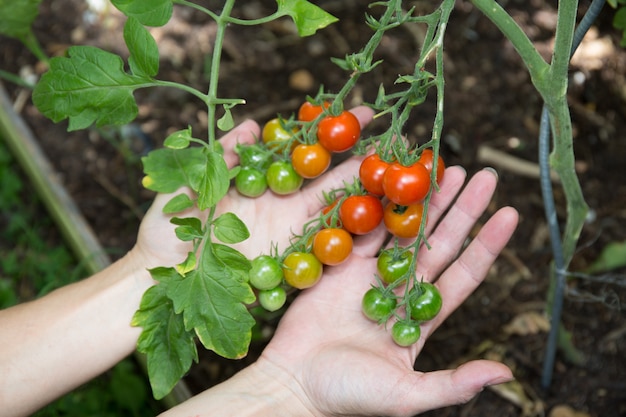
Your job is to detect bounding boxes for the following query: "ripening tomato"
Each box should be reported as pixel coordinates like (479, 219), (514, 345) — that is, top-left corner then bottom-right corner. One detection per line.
(417, 149), (445, 184)
(359, 154), (391, 196)
(266, 161), (303, 195)
(282, 252), (323, 289)
(339, 195), (384, 235)
(321, 200), (341, 228)
(291, 142), (332, 179)
(316, 111), (361, 153)
(382, 162), (430, 206)
(312, 228), (353, 266)
(262, 118), (297, 152)
(298, 101), (330, 122)
(383, 202), (425, 239)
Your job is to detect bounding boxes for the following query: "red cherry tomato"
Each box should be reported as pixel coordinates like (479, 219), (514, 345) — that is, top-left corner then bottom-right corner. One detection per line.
(382, 162), (430, 206)
(291, 142), (332, 179)
(417, 149), (445, 184)
(359, 154), (391, 196)
(383, 201), (425, 239)
(316, 111), (361, 153)
(339, 195), (384, 235)
(298, 101), (330, 122)
(312, 228), (353, 266)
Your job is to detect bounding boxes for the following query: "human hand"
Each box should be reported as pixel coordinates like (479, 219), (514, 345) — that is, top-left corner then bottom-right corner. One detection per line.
(132, 107), (374, 269)
(254, 166), (519, 416)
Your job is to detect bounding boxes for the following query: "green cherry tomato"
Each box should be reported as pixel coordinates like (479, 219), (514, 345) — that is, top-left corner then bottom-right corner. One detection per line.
(377, 248), (413, 284)
(391, 320), (421, 347)
(235, 166), (268, 198)
(258, 287), (287, 312)
(361, 287), (397, 322)
(266, 161), (303, 195)
(409, 282), (443, 322)
(282, 252), (323, 289)
(249, 255), (284, 290)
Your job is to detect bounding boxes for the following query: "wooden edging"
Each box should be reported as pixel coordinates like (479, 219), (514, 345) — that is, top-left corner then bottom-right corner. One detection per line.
(0, 81), (191, 409)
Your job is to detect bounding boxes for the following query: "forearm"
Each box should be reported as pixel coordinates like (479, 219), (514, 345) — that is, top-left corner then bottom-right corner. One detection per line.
(160, 359), (316, 417)
(0, 250), (154, 417)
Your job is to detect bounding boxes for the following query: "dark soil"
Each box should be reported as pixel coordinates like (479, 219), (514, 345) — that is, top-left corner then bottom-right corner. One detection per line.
(1, 1), (625, 416)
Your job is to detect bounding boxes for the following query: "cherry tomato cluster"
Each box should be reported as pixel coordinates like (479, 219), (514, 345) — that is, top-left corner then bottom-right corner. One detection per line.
(361, 247), (443, 346)
(359, 149), (445, 238)
(235, 101), (362, 198)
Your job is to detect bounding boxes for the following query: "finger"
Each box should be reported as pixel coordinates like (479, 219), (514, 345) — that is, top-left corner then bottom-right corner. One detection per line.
(218, 119), (261, 168)
(388, 360), (513, 415)
(351, 222), (388, 258)
(414, 168), (500, 282)
(430, 206), (518, 326)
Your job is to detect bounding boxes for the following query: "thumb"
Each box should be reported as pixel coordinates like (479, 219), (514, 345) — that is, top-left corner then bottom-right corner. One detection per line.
(394, 360), (513, 415)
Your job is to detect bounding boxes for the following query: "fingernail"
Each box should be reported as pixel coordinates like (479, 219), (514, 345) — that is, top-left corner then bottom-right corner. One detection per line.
(483, 166), (499, 181)
(484, 375), (514, 387)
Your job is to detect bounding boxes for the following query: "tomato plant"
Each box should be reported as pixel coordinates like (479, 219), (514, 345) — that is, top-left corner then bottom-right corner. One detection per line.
(291, 142), (331, 179)
(316, 110), (361, 153)
(361, 287), (397, 323)
(382, 162), (430, 206)
(417, 149), (445, 184)
(409, 282), (442, 322)
(257, 287), (287, 312)
(321, 200), (341, 228)
(339, 195), (384, 235)
(248, 255), (284, 290)
(312, 228), (353, 266)
(383, 201), (424, 239)
(377, 248), (413, 284)
(235, 166), (268, 198)
(266, 161), (303, 195)
(298, 100), (330, 122)
(391, 320), (421, 347)
(282, 252), (323, 289)
(359, 154), (391, 196)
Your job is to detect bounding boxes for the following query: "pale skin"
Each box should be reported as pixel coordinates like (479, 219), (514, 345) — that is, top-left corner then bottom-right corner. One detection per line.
(0, 107), (518, 417)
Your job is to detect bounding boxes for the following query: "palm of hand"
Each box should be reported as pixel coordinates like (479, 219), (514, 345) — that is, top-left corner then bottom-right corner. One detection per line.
(258, 167), (519, 417)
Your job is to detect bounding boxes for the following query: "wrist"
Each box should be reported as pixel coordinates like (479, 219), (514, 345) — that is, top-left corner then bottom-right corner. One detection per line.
(160, 358), (316, 417)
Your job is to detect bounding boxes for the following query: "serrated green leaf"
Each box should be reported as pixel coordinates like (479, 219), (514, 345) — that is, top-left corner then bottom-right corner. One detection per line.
(197, 150), (229, 210)
(124, 16), (159, 77)
(32, 46), (149, 131)
(111, 0), (173, 27)
(213, 212), (250, 244)
(213, 244), (252, 284)
(176, 252), (197, 276)
(132, 270), (198, 400)
(276, 0), (338, 37)
(163, 193), (194, 214)
(164, 127), (193, 149)
(166, 243), (255, 359)
(141, 147), (206, 193)
(0, 0), (42, 40)
(171, 217), (203, 241)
